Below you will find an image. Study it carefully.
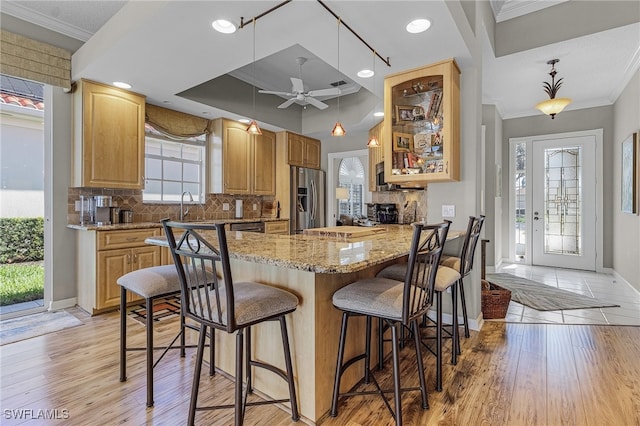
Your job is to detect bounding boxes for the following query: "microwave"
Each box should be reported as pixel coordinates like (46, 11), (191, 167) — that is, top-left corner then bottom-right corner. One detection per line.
(375, 162), (426, 191)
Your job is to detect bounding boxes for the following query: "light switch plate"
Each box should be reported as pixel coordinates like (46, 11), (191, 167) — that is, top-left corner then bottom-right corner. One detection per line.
(253, 203), (257, 211)
(223, 203), (230, 211)
(442, 204), (455, 218)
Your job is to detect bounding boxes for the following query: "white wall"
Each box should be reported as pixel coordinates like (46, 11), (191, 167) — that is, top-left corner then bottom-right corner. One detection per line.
(612, 69), (640, 290)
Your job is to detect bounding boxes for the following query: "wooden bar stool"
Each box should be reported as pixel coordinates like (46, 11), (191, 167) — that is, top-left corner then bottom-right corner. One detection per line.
(162, 220), (299, 426)
(117, 264), (213, 407)
(330, 222), (448, 426)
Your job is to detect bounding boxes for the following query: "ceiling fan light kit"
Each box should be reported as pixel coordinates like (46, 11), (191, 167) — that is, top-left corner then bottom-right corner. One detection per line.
(535, 59), (571, 119)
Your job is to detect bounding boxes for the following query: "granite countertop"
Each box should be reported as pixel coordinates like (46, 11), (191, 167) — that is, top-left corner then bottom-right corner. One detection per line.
(147, 225), (463, 274)
(67, 217), (288, 231)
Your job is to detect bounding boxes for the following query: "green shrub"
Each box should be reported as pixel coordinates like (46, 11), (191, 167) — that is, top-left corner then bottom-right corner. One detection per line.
(0, 263), (44, 305)
(0, 217), (44, 263)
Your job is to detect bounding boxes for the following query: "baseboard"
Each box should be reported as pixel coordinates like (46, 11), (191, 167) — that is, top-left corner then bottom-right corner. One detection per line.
(48, 297), (77, 311)
(484, 258), (503, 274)
(613, 270), (640, 295)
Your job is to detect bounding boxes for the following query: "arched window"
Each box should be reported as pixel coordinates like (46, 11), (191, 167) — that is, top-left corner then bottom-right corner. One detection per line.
(338, 157), (365, 217)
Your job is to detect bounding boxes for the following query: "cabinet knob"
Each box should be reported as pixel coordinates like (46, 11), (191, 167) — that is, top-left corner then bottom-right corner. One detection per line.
(127, 254), (131, 264)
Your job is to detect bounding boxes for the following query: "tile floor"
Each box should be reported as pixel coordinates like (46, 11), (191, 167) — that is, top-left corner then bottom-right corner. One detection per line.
(491, 264), (640, 326)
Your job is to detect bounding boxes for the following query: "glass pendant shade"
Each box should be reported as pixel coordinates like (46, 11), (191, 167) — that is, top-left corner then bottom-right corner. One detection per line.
(246, 120), (262, 135)
(535, 97), (571, 119)
(367, 136), (379, 147)
(331, 121), (346, 137)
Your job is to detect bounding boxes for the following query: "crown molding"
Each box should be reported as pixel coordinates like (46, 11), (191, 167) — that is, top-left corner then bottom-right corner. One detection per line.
(1, 2), (93, 42)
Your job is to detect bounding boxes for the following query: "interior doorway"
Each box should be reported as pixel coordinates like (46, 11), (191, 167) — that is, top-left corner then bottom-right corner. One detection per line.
(509, 129), (603, 271)
(327, 149), (370, 226)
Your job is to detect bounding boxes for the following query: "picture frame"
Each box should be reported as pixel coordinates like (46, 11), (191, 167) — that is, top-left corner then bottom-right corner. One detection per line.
(395, 105), (415, 122)
(621, 131), (638, 214)
(393, 132), (413, 152)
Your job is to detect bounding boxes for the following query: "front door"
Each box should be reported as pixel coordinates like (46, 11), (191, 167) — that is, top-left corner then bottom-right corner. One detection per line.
(531, 135), (596, 270)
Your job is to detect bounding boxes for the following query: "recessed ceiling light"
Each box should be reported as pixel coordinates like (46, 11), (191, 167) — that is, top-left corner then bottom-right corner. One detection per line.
(357, 69), (374, 78)
(406, 18), (431, 34)
(212, 19), (236, 34)
(374, 111), (384, 117)
(113, 81), (131, 89)
(238, 118), (251, 124)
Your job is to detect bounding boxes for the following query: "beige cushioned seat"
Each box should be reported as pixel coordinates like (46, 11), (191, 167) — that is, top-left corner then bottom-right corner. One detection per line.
(376, 263), (461, 292)
(439, 255), (461, 271)
(332, 277), (426, 320)
(194, 282), (299, 327)
(117, 265), (181, 298)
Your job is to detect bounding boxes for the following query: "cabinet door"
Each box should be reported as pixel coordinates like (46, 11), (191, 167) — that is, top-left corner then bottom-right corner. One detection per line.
(287, 133), (305, 166)
(303, 137), (321, 169)
(97, 248), (131, 309)
(79, 80), (145, 189)
(223, 121), (252, 194)
(252, 129), (276, 195)
(129, 246), (161, 303)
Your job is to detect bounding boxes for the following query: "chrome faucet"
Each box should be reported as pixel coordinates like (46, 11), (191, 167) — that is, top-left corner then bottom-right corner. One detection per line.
(180, 191), (193, 221)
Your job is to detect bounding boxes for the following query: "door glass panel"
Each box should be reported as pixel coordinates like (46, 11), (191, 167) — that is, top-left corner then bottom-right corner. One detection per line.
(514, 142), (526, 260)
(543, 146), (581, 255)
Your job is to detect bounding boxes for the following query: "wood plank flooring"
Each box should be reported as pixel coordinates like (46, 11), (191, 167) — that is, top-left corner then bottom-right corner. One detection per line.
(1, 308), (639, 425)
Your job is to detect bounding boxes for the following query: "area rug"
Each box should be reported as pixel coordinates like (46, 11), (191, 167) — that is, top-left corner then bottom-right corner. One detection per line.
(486, 273), (620, 311)
(127, 295), (181, 325)
(0, 310), (84, 345)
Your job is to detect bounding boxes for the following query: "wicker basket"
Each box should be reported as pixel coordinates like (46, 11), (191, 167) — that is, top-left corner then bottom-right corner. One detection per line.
(481, 279), (511, 319)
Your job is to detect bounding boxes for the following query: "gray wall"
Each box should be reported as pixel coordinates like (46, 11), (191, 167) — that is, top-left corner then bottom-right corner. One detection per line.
(482, 104), (503, 268)
(612, 69), (640, 290)
(501, 105), (615, 269)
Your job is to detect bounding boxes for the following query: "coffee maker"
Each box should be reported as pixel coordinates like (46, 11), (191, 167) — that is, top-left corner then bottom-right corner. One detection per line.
(93, 195), (112, 226)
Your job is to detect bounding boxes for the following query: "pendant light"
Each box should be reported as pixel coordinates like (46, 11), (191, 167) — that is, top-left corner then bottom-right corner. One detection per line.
(535, 59), (571, 119)
(367, 51), (379, 147)
(331, 17), (346, 137)
(247, 20), (262, 135)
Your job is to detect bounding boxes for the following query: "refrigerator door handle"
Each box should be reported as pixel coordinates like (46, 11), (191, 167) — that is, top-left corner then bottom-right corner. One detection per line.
(310, 179), (316, 221)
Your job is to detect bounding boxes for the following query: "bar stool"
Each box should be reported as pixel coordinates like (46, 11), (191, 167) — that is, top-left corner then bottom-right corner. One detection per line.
(118, 264), (213, 407)
(330, 221), (448, 426)
(375, 221), (460, 392)
(162, 220), (299, 426)
(439, 215), (485, 339)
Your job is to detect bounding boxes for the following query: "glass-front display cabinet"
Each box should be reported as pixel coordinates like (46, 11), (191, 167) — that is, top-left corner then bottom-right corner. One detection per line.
(383, 59), (460, 185)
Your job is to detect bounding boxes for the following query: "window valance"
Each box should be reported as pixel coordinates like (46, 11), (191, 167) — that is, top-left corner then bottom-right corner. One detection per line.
(0, 30), (71, 89)
(145, 103), (211, 139)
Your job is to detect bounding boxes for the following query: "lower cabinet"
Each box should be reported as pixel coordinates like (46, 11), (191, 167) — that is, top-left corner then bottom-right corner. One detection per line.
(77, 228), (163, 314)
(264, 220), (289, 235)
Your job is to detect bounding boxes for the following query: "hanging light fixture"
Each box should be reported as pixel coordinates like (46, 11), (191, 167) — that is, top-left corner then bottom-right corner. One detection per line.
(367, 51), (379, 147)
(535, 59), (571, 119)
(331, 17), (346, 137)
(247, 20), (262, 135)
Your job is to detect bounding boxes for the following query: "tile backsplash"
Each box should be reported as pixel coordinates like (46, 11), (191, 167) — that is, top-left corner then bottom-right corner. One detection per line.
(371, 189), (428, 224)
(67, 188), (273, 225)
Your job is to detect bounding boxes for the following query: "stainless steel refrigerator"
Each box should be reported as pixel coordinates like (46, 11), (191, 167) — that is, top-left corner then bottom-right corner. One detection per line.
(290, 166), (326, 234)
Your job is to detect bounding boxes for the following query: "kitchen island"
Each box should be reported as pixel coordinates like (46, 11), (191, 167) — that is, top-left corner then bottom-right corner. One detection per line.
(147, 225), (461, 423)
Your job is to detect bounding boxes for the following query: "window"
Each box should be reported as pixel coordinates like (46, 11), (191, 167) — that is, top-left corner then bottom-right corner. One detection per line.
(143, 124), (206, 203)
(338, 157), (365, 217)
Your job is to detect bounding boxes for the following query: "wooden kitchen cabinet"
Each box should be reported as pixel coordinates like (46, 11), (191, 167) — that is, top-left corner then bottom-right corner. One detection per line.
(76, 228), (162, 314)
(264, 220), (289, 235)
(286, 132), (321, 169)
(72, 79), (145, 189)
(383, 59), (460, 184)
(209, 119), (275, 195)
(368, 120), (385, 192)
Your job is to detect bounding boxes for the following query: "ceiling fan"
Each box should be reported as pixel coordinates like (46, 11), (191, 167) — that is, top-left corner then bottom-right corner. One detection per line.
(258, 57), (341, 110)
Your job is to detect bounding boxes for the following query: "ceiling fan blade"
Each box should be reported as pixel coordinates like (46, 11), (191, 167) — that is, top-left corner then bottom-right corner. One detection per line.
(307, 87), (341, 97)
(278, 98), (297, 109)
(305, 96), (329, 110)
(290, 77), (304, 93)
(258, 90), (294, 96)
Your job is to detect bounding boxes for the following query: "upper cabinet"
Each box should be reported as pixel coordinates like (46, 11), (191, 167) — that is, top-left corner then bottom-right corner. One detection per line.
(209, 119), (275, 195)
(286, 132), (321, 169)
(383, 59), (460, 184)
(368, 120), (385, 192)
(72, 79), (145, 189)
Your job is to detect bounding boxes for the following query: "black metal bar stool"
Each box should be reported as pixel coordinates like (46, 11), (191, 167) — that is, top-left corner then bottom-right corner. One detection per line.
(117, 264), (213, 407)
(330, 221), (448, 426)
(162, 220), (299, 426)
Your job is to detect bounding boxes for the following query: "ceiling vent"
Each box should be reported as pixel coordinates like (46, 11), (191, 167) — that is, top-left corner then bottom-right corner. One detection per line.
(330, 80), (347, 87)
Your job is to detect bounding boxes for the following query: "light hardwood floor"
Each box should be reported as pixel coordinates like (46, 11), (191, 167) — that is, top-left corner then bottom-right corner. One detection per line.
(1, 308), (639, 425)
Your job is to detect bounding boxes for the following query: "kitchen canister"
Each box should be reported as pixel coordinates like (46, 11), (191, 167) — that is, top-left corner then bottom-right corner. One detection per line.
(120, 209), (133, 223)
